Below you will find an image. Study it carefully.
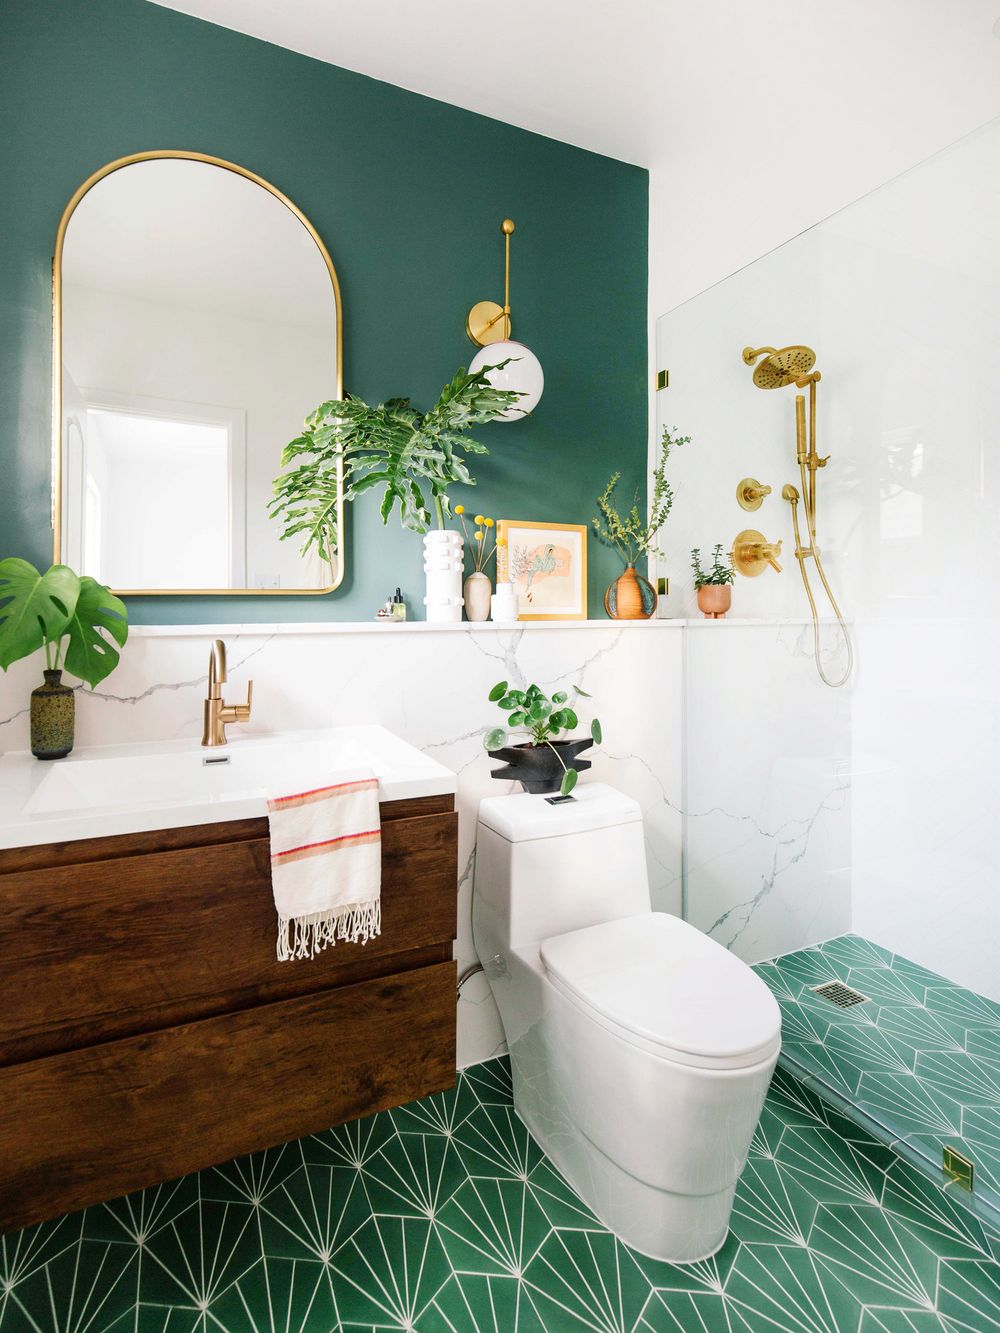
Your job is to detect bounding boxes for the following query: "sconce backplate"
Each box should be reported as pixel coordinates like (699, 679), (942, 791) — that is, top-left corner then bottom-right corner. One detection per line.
(467, 300), (510, 347)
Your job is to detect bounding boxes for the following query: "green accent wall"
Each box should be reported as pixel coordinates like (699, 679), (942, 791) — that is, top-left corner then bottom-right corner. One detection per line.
(0, 0), (648, 624)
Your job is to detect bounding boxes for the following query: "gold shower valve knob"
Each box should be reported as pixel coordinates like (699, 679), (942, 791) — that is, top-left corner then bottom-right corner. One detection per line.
(736, 477), (772, 511)
(732, 529), (783, 577)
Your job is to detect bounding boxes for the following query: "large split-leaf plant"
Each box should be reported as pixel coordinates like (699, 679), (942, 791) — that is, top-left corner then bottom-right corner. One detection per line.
(0, 558), (128, 688)
(269, 365), (521, 561)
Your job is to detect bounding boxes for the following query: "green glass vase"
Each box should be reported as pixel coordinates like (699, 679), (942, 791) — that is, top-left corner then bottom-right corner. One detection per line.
(30, 669), (75, 760)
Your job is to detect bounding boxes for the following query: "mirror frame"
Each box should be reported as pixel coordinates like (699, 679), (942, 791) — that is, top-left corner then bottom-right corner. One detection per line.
(51, 150), (345, 595)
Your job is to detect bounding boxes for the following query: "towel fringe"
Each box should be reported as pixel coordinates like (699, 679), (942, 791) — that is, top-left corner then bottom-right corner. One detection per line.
(277, 899), (382, 961)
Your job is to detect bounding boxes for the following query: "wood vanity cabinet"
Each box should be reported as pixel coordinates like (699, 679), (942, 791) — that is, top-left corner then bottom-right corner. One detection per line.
(0, 792), (458, 1235)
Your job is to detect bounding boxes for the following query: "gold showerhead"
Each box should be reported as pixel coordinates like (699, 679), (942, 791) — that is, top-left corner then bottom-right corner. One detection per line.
(743, 344), (817, 389)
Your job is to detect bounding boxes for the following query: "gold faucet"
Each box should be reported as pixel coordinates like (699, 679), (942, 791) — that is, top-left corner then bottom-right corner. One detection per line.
(201, 639), (253, 747)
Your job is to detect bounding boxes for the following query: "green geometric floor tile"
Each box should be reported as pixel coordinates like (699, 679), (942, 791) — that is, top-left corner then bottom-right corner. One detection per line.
(209, 1256), (339, 1333)
(523, 1228), (653, 1332)
(4, 1053), (1000, 1332)
(811, 1202), (941, 1310)
(755, 933), (1000, 1229)
(0, 1237), (139, 1333)
(725, 1241), (861, 1333)
(936, 1255), (1000, 1330)
(256, 1164), (372, 1261)
(435, 1177), (553, 1276)
(419, 1272), (548, 1333)
(329, 1214), (452, 1327)
(138, 1196), (260, 1310)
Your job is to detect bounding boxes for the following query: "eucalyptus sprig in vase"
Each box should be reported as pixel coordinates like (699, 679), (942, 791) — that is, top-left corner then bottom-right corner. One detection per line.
(0, 559), (129, 758)
(593, 424), (689, 619)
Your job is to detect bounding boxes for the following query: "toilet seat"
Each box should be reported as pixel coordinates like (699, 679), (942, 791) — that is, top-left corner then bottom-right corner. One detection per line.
(540, 913), (782, 1071)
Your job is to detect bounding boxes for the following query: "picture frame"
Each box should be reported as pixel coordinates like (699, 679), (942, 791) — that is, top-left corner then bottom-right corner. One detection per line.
(496, 520), (588, 620)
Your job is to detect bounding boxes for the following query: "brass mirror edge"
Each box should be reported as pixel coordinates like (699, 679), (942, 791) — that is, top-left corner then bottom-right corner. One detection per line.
(51, 149), (345, 596)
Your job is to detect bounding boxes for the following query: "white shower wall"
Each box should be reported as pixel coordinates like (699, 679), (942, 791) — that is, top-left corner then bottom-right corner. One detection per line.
(657, 115), (1000, 1002)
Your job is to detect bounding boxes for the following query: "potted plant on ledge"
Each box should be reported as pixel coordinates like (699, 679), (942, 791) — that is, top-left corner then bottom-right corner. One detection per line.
(691, 544), (735, 618)
(592, 424), (689, 618)
(0, 558), (129, 758)
(484, 680), (602, 796)
(270, 366), (520, 622)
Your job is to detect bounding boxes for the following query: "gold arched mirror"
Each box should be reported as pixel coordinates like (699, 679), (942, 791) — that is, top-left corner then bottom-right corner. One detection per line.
(53, 151), (344, 594)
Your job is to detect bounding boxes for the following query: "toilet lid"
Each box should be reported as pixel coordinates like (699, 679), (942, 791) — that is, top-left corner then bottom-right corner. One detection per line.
(540, 913), (782, 1070)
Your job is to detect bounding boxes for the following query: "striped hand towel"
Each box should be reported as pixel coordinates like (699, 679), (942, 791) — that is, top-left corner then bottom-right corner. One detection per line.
(267, 769), (381, 961)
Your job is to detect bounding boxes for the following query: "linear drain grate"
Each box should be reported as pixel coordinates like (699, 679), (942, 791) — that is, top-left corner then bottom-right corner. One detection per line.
(811, 980), (870, 1009)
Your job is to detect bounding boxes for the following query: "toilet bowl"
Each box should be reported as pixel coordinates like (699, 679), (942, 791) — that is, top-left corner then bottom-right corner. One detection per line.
(472, 783), (781, 1263)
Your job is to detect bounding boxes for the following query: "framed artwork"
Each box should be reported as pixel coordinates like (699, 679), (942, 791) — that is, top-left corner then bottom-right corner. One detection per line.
(496, 520), (588, 620)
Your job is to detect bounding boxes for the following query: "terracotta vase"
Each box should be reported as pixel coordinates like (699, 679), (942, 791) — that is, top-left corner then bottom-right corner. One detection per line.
(697, 584), (732, 619)
(30, 668), (75, 760)
(463, 571), (492, 622)
(604, 565), (656, 619)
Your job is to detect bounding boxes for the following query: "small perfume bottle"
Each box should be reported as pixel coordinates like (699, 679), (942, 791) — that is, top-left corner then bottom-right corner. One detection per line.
(391, 587), (407, 621)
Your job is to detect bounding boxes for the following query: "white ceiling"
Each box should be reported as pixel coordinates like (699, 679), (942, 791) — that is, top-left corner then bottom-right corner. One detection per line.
(152, 0), (1000, 168)
(150, 0), (1000, 309)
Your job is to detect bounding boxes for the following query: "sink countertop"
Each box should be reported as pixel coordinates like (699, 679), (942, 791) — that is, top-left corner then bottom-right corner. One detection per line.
(0, 725), (457, 850)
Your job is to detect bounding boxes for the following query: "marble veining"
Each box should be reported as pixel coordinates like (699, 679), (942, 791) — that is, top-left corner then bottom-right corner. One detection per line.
(0, 620), (855, 1065)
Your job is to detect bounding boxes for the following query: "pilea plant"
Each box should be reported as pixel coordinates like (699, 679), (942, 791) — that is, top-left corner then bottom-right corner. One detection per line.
(690, 544), (735, 588)
(483, 680), (602, 796)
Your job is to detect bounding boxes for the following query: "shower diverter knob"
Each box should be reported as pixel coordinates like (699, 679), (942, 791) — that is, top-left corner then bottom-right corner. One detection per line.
(732, 529), (783, 577)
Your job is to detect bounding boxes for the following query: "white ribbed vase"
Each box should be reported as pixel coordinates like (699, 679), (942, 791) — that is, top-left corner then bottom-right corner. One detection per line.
(423, 530), (464, 623)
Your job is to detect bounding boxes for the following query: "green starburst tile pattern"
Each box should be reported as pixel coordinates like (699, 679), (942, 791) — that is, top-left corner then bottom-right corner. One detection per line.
(755, 933), (1000, 1230)
(2, 1056), (1000, 1330)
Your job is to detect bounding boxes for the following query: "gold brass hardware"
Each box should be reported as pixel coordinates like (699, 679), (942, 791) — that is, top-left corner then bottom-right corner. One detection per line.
(656, 369), (669, 390)
(202, 639), (253, 747)
(943, 1146), (974, 1191)
(743, 340), (853, 687)
(467, 218), (517, 347)
(736, 477), (772, 511)
(51, 150), (344, 597)
(732, 529), (782, 577)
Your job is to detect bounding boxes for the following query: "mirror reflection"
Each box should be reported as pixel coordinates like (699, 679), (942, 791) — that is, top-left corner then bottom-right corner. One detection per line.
(57, 154), (342, 593)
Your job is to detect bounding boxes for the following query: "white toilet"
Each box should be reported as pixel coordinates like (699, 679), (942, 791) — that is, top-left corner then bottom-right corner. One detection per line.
(472, 783), (781, 1263)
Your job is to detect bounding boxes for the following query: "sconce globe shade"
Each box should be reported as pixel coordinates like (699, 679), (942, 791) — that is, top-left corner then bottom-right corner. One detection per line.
(469, 340), (544, 420)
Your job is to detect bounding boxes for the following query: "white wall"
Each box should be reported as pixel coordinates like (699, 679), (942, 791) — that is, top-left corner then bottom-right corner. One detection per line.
(657, 116), (1000, 1002)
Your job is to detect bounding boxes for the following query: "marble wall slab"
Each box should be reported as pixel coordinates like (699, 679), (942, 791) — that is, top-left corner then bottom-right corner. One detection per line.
(0, 622), (684, 1068)
(682, 622), (852, 964)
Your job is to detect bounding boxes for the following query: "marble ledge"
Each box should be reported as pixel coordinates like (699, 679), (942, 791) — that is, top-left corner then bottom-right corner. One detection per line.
(127, 616), (844, 638)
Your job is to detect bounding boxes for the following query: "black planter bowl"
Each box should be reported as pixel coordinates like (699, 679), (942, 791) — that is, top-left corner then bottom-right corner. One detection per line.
(487, 738), (593, 795)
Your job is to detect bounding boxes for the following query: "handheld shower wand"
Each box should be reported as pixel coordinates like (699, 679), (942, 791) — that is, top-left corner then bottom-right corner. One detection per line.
(742, 346), (853, 688)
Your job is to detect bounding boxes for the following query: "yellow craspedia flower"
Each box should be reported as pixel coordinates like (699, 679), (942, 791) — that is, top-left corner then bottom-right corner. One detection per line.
(475, 531), (484, 541)
(474, 514), (485, 525)
(484, 518), (495, 528)
(497, 537), (507, 547)
(454, 504), (465, 515)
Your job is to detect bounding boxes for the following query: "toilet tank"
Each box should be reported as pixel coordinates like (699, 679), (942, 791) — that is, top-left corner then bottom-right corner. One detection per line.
(473, 784), (651, 954)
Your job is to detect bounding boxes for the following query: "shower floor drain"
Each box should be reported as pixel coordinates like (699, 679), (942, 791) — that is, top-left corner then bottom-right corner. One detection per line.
(811, 980), (870, 1008)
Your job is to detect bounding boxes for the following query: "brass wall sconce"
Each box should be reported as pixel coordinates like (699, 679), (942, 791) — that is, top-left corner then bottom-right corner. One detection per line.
(736, 477), (772, 511)
(466, 218), (544, 418)
(732, 529), (782, 577)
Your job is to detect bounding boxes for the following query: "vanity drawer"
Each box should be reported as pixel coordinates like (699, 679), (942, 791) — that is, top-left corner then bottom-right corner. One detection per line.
(0, 958), (456, 1236)
(0, 808), (457, 1064)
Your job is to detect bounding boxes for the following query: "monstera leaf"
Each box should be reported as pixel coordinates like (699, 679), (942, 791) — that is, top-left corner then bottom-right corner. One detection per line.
(0, 559), (79, 671)
(63, 577), (128, 688)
